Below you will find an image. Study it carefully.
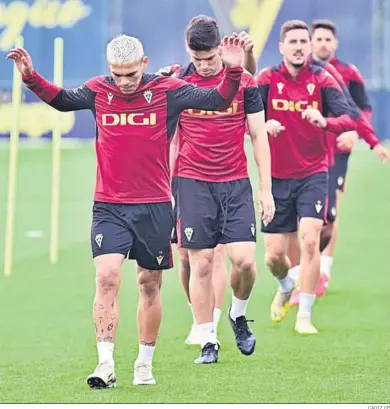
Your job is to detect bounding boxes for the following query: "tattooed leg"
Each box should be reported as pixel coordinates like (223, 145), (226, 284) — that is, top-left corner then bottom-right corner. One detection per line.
(94, 299), (120, 343)
(93, 254), (123, 344)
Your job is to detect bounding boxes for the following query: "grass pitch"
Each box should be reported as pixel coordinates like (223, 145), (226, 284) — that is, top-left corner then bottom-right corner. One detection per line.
(0, 143), (389, 403)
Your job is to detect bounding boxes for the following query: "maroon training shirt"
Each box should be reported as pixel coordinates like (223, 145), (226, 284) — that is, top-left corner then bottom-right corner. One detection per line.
(23, 67), (243, 203)
(256, 62), (356, 179)
(168, 63), (264, 182)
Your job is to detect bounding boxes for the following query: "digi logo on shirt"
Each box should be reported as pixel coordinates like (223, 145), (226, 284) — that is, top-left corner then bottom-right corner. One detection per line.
(271, 99), (319, 112)
(186, 102), (239, 116)
(102, 113), (157, 126)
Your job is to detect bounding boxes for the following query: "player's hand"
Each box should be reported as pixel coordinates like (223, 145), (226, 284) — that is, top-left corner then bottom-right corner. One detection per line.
(219, 36), (244, 68)
(258, 189), (275, 226)
(233, 31), (254, 53)
(6, 48), (34, 76)
(266, 119), (285, 137)
(337, 131), (359, 151)
(373, 144), (390, 164)
(302, 108), (327, 128)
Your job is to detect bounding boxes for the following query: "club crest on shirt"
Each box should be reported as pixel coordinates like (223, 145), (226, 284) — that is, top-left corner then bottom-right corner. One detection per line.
(107, 93), (114, 105)
(307, 83), (315, 96)
(277, 82), (284, 94)
(143, 90), (153, 104)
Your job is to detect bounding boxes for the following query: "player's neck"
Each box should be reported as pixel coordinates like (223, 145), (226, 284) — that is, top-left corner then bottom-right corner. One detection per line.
(284, 60), (305, 79)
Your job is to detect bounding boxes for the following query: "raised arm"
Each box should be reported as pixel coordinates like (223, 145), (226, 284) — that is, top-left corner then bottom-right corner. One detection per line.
(7, 47), (95, 112)
(167, 66), (243, 112)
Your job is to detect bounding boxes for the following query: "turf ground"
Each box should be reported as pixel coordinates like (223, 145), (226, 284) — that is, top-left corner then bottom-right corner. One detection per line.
(0, 142), (389, 403)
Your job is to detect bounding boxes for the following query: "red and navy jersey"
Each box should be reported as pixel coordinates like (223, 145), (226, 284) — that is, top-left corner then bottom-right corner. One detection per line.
(23, 67), (243, 203)
(310, 58), (380, 158)
(330, 57), (372, 119)
(166, 63), (263, 182)
(256, 62), (356, 179)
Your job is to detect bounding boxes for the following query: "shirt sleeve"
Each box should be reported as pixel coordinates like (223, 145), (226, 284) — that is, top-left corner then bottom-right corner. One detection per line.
(166, 66), (243, 112)
(256, 68), (272, 118)
(244, 75), (264, 114)
(320, 71), (357, 134)
(22, 71), (95, 112)
(348, 64), (373, 113)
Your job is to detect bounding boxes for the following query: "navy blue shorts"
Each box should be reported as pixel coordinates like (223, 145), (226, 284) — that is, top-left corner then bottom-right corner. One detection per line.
(261, 172), (328, 234)
(327, 153), (350, 222)
(91, 201), (174, 270)
(176, 177), (256, 249)
(171, 177), (178, 244)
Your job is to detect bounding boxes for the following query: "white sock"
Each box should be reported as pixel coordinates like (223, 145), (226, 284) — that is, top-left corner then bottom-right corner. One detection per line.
(137, 344), (155, 364)
(213, 308), (222, 327)
(97, 342), (114, 366)
(288, 265), (300, 281)
(197, 322), (217, 348)
(188, 302), (196, 325)
(278, 275), (294, 293)
(230, 295), (249, 321)
(298, 293), (316, 317)
(320, 255), (333, 278)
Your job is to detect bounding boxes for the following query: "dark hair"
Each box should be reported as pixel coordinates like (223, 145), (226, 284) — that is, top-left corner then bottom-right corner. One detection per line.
(280, 20), (309, 41)
(185, 15), (221, 51)
(311, 20), (337, 37)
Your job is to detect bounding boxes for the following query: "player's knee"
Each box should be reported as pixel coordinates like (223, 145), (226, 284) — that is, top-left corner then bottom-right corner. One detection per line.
(232, 255), (255, 275)
(138, 271), (161, 299)
(265, 250), (285, 268)
(191, 254), (214, 280)
(96, 266), (121, 295)
(300, 232), (320, 257)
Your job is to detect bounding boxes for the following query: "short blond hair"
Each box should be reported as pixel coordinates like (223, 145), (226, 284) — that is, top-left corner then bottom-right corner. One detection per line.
(107, 35), (144, 65)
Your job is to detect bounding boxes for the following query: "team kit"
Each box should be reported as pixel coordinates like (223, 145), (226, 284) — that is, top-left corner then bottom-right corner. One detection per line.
(7, 14), (389, 388)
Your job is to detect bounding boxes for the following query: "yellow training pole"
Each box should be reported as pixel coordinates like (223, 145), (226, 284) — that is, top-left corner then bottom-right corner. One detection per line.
(50, 37), (64, 265)
(4, 36), (24, 277)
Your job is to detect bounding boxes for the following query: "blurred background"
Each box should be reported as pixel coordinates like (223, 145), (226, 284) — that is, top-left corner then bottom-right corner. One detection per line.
(0, 0), (389, 141)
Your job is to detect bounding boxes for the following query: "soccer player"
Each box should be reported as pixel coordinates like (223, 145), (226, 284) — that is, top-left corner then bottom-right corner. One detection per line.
(310, 19), (390, 280)
(162, 25), (258, 347)
(7, 34), (245, 386)
(165, 15), (274, 363)
(288, 54), (383, 303)
(256, 20), (356, 334)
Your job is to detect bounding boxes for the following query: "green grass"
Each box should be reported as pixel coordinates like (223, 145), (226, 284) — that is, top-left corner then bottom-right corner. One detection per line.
(0, 142), (389, 403)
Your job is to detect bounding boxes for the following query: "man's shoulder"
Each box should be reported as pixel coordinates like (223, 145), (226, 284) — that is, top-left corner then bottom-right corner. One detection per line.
(156, 63), (196, 80)
(307, 64), (338, 86)
(333, 58), (350, 69)
(84, 76), (111, 91)
(241, 70), (257, 87)
(256, 65), (281, 84)
(143, 73), (186, 91)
